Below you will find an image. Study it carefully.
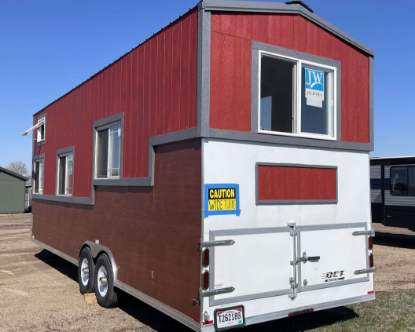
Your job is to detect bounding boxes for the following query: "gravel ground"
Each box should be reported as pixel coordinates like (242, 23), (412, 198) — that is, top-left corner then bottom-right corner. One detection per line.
(0, 214), (414, 331)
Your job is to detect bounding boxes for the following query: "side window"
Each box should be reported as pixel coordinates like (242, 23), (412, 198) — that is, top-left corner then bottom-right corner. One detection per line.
(408, 167), (415, 195)
(33, 159), (44, 194)
(57, 153), (74, 196)
(260, 56), (295, 133)
(96, 122), (121, 179)
(390, 167), (408, 195)
(37, 118), (45, 142)
(301, 65), (334, 136)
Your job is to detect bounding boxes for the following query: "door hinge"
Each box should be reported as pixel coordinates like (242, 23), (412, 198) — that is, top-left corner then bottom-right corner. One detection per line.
(199, 239), (235, 251)
(352, 230), (375, 237)
(288, 223), (298, 300)
(354, 266), (377, 275)
(199, 287), (235, 298)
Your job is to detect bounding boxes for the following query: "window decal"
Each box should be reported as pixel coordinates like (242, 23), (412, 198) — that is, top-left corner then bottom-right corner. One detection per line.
(305, 68), (324, 101)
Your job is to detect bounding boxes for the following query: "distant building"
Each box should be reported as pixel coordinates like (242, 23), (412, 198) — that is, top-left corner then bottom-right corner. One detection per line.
(0, 166), (28, 214)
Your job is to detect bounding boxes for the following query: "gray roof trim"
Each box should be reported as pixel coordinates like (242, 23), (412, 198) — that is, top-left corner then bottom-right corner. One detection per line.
(202, 0), (374, 56)
(32, 193), (93, 205)
(0, 166), (29, 181)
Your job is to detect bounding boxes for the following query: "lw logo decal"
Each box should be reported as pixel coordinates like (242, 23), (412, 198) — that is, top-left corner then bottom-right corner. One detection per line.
(305, 68), (324, 101)
(321, 271), (345, 283)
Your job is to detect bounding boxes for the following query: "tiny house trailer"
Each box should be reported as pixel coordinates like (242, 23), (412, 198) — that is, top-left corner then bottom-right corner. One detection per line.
(24, 1), (376, 330)
(371, 156), (415, 230)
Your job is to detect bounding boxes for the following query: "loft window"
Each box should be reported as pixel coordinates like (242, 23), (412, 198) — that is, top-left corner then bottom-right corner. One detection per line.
(37, 119), (45, 142)
(390, 166), (415, 196)
(57, 153), (74, 196)
(33, 159), (44, 194)
(259, 52), (336, 139)
(96, 122), (121, 178)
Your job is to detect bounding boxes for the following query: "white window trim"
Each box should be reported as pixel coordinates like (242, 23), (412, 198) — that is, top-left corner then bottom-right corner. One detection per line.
(56, 152), (74, 197)
(258, 50), (337, 141)
(37, 118), (46, 142)
(94, 122), (121, 180)
(33, 159), (44, 195)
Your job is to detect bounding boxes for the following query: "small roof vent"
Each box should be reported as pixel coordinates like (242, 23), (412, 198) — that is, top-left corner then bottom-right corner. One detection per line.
(285, 1), (314, 13)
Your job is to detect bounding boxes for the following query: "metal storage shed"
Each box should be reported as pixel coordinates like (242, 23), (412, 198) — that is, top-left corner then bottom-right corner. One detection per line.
(0, 166), (28, 214)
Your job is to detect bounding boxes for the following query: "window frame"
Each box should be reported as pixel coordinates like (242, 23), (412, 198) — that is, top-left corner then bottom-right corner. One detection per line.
(258, 50), (338, 141)
(33, 156), (45, 195)
(56, 151), (74, 197)
(390, 166), (415, 196)
(37, 114), (46, 144)
(94, 121), (122, 180)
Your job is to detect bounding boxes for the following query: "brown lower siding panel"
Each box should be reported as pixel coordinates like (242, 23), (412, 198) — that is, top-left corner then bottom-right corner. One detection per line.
(32, 139), (202, 319)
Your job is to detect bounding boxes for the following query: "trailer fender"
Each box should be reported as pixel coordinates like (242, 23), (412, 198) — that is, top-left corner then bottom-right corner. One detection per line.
(81, 241), (119, 284)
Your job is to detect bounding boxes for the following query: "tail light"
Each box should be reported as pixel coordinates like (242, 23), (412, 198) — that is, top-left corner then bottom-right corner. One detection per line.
(368, 236), (373, 250)
(202, 248), (210, 267)
(203, 271), (209, 290)
(288, 308), (314, 317)
(369, 253), (374, 267)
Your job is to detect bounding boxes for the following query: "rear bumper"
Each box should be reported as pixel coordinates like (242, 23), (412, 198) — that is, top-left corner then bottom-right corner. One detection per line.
(201, 293), (376, 332)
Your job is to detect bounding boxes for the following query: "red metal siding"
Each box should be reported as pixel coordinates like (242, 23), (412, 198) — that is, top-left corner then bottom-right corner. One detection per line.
(258, 165), (337, 201)
(210, 13), (370, 143)
(33, 10), (198, 198)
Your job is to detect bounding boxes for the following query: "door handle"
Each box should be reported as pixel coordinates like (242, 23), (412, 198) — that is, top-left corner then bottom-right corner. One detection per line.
(307, 256), (320, 261)
(297, 252), (320, 263)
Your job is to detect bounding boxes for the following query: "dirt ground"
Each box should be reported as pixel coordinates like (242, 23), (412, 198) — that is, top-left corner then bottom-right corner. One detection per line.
(0, 214), (414, 332)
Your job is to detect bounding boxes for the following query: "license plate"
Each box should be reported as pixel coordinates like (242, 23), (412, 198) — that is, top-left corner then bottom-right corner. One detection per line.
(214, 306), (245, 331)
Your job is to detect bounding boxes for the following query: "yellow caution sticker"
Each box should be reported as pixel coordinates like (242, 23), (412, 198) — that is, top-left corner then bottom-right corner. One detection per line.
(204, 184), (240, 218)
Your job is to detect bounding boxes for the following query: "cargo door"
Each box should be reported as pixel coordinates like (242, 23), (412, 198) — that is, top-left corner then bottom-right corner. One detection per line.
(209, 227), (293, 306)
(296, 223), (370, 292)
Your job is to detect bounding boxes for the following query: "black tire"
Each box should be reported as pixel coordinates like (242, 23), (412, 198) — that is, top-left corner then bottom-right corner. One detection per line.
(78, 247), (95, 294)
(94, 254), (119, 308)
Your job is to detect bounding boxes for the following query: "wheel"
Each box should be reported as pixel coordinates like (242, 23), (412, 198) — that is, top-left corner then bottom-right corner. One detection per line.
(94, 254), (119, 308)
(78, 247), (95, 294)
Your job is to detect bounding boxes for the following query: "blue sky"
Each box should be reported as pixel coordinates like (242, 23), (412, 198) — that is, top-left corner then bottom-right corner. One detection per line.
(0, 0), (412, 171)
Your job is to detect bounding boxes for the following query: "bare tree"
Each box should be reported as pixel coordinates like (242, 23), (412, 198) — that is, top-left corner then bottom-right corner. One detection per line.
(7, 161), (29, 177)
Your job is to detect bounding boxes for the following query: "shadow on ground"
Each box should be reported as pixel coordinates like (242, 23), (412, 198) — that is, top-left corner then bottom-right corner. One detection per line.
(35, 249), (359, 332)
(35, 249), (78, 282)
(374, 232), (415, 250)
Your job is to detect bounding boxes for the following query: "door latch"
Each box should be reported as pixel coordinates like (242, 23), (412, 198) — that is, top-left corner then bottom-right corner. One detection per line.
(296, 252), (320, 264)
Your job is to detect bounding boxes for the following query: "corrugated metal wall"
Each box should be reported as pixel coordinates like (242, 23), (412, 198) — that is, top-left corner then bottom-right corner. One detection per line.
(210, 13), (370, 144)
(33, 10), (198, 198)
(0, 172), (26, 213)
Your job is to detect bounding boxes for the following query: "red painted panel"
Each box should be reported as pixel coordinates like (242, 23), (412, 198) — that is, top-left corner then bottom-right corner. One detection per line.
(188, 12), (198, 129)
(180, 16), (191, 130)
(210, 12), (370, 143)
(258, 165), (337, 201)
(32, 10), (198, 197)
(163, 27), (173, 136)
(252, 14), (294, 49)
(171, 22), (182, 133)
(210, 32), (251, 132)
(211, 12), (252, 43)
(136, 46), (145, 178)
